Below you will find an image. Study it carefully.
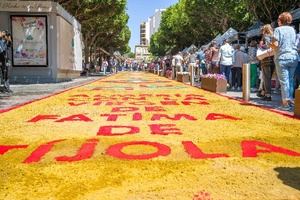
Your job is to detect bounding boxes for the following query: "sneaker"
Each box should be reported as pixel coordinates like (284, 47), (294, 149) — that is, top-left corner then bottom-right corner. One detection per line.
(278, 105), (292, 111)
(288, 100), (295, 107)
(261, 96), (272, 101)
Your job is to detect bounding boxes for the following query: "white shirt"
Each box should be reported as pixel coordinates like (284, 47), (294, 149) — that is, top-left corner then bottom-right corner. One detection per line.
(219, 43), (234, 66)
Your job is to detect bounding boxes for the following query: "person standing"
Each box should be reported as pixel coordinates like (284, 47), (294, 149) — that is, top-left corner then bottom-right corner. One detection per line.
(102, 59), (108, 75)
(248, 40), (259, 92)
(295, 32), (300, 91)
(204, 47), (212, 74)
(232, 45), (248, 91)
(196, 47), (207, 75)
(219, 39), (234, 86)
(0, 31), (12, 93)
(259, 24), (276, 101)
(210, 41), (220, 74)
(271, 12), (298, 109)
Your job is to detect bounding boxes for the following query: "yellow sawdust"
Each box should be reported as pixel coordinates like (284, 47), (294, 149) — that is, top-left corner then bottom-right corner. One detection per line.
(0, 72), (299, 200)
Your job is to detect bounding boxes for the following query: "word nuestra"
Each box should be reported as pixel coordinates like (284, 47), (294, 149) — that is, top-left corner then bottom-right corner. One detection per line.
(1, 139), (299, 164)
(67, 94), (210, 106)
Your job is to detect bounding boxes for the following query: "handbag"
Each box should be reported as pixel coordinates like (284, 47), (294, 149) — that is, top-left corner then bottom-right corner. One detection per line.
(256, 48), (274, 61)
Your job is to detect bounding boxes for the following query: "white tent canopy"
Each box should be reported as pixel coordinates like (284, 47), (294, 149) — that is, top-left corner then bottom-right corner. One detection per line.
(215, 28), (238, 45)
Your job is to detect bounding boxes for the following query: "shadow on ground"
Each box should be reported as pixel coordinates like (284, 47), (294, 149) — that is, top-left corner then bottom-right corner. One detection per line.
(274, 167), (300, 191)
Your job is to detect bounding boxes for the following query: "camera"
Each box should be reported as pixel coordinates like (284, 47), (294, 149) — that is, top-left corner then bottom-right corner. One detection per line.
(4, 31), (11, 37)
(1, 30), (11, 39)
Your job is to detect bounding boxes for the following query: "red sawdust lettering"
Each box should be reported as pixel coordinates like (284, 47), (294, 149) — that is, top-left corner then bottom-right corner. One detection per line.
(149, 124), (182, 135)
(23, 140), (65, 164)
(163, 97), (178, 101)
(27, 115), (60, 123)
(100, 114), (127, 121)
(55, 139), (99, 162)
(106, 141), (171, 160)
(184, 97), (207, 101)
(183, 141), (229, 159)
(69, 102), (88, 106)
(55, 114), (93, 122)
(105, 102), (124, 106)
(160, 101), (180, 105)
(145, 106), (166, 112)
(132, 113), (143, 121)
(151, 114), (197, 121)
(93, 101), (103, 106)
(206, 113), (241, 121)
(112, 107), (139, 112)
(242, 140), (300, 158)
(156, 94), (170, 97)
(0, 145), (28, 155)
(97, 125), (140, 136)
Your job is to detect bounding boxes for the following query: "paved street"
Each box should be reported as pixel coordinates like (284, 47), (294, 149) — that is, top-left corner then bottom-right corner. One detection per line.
(0, 77), (101, 110)
(0, 72), (299, 200)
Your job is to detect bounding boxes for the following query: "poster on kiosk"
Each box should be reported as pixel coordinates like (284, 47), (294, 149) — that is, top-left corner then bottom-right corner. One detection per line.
(11, 16), (48, 67)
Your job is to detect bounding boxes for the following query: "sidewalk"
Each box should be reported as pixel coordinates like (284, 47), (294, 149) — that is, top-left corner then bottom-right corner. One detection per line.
(193, 83), (294, 114)
(0, 76), (103, 110)
(222, 89), (294, 113)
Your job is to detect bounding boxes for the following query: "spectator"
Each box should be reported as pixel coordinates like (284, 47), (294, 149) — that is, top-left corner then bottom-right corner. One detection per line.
(248, 40), (259, 92)
(187, 50), (197, 80)
(102, 59), (108, 74)
(219, 39), (234, 86)
(271, 12), (298, 109)
(196, 47), (207, 75)
(232, 45), (248, 91)
(295, 33), (300, 91)
(204, 47), (212, 74)
(259, 24), (276, 101)
(210, 41), (220, 74)
(173, 52), (184, 73)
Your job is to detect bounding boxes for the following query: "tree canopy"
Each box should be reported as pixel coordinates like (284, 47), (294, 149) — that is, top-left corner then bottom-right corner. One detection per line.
(57, 0), (131, 61)
(150, 0), (299, 56)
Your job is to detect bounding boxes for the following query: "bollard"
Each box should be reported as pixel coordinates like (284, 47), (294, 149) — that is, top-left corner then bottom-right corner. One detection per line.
(172, 66), (176, 80)
(157, 65), (160, 75)
(242, 63), (250, 101)
(190, 64), (195, 86)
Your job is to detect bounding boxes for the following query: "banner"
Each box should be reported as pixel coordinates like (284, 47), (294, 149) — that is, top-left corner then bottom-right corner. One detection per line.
(11, 16), (48, 66)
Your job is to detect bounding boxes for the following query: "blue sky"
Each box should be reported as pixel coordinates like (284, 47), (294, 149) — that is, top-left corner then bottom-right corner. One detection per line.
(127, 0), (179, 52)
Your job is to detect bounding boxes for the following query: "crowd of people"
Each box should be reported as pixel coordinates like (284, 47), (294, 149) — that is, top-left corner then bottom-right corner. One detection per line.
(152, 12), (300, 111)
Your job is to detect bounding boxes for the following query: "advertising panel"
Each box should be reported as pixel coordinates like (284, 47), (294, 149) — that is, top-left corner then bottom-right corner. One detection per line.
(11, 16), (48, 66)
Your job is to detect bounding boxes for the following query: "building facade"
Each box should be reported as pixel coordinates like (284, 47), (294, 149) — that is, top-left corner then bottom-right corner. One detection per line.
(135, 45), (150, 63)
(0, 1), (83, 83)
(139, 9), (166, 47)
(140, 22), (147, 46)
